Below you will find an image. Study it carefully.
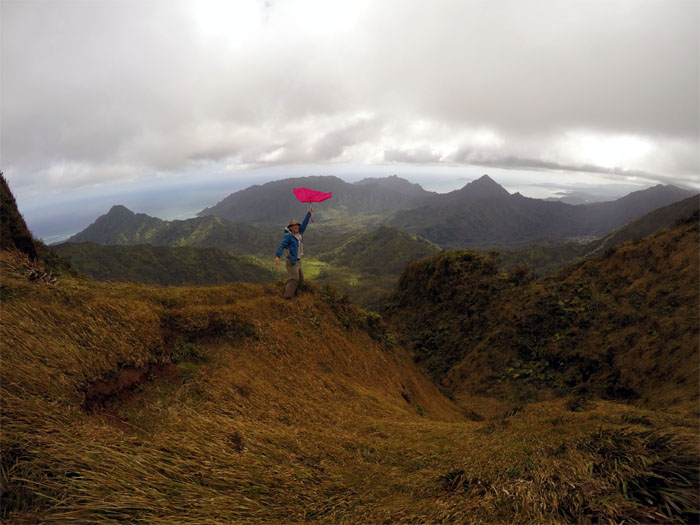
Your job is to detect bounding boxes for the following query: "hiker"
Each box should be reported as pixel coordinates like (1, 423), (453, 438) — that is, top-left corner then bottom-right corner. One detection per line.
(275, 206), (312, 300)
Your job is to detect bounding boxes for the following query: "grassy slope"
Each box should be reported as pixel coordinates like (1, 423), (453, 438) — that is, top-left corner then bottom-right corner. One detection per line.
(61, 222), (441, 309)
(312, 227), (440, 309)
(318, 226), (440, 276)
(387, 217), (699, 413)
(2, 249), (698, 523)
(1, 252), (456, 522)
(52, 242), (275, 286)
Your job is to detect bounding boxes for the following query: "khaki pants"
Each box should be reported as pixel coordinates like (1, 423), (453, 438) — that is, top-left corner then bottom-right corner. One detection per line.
(284, 258), (304, 299)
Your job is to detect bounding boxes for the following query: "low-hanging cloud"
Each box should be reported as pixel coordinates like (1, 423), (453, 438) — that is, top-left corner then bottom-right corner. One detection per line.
(384, 148), (443, 164)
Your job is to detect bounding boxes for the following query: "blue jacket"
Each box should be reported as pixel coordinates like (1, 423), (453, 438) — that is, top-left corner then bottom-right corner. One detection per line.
(275, 212), (311, 265)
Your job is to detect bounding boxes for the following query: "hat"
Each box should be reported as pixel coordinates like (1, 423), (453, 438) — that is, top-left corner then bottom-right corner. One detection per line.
(287, 219), (301, 228)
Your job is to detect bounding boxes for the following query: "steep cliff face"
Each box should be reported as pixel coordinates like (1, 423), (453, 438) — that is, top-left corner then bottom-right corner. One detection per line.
(0, 173), (38, 260)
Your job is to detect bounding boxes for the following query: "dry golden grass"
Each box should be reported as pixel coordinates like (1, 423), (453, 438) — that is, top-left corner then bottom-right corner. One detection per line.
(2, 249), (698, 523)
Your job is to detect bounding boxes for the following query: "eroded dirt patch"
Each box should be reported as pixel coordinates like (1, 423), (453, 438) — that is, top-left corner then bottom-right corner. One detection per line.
(82, 362), (176, 414)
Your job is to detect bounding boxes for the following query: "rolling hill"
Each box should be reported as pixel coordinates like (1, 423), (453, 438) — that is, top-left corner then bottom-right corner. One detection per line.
(318, 226), (441, 276)
(52, 242), (275, 286)
(311, 226), (442, 309)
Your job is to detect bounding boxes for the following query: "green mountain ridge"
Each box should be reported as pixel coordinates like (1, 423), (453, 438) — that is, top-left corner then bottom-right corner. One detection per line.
(62, 188), (698, 308)
(63, 205), (446, 305)
(388, 177), (695, 249)
(198, 175), (435, 231)
(318, 226), (441, 276)
(69, 175), (696, 255)
(52, 242), (275, 286)
(500, 194), (700, 275)
(69, 206), (279, 255)
(587, 193), (700, 257)
(195, 173), (695, 248)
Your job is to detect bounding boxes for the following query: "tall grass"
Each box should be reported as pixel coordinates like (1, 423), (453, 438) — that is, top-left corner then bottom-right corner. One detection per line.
(2, 249), (698, 523)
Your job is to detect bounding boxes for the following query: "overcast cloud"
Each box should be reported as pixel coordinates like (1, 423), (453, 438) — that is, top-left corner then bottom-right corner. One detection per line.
(2, 0), (699, 201)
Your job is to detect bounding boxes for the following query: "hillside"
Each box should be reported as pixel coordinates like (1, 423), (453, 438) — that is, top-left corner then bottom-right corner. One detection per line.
(318, 226), (441, 276)
(0, 250), (461, 520)
(587, 193), (699, 257)
(62, 190), (699, 310)
(1, 172), (38, 260)
(388, 175), (695, 249)
(3, 247), (699, 523)
(52, 242), (275, 286)
(74, 177), (694, 255)
(65, 208), (439, 307)
(387, 214), (699, 412)
(500, 193), (700, 275)
(69, 205), (281, 255)
(2, 176), (699, 522)
(306, 227), (442, 309)
(68, 205), (166, 244)
(198, 175), (435, 231)
(67, 205), (351, 256)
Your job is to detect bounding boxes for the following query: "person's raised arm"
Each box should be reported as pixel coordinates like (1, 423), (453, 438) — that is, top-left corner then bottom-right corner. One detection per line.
(300, 208), (313, 233)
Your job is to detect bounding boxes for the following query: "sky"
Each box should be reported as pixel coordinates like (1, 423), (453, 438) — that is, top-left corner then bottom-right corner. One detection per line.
(1, 0), (698, 240)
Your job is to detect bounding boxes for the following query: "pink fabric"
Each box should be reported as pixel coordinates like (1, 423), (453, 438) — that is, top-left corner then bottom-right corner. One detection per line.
(293, 187), (333, 203)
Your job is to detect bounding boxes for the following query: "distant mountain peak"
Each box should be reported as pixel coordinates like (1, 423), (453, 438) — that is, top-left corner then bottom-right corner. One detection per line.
(107, 205), (135, 216)
(355, 174), (412, 185)
(68, 205), (164, 244)
(198, 174), (433, 226)
(461, 174), (510, 199)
